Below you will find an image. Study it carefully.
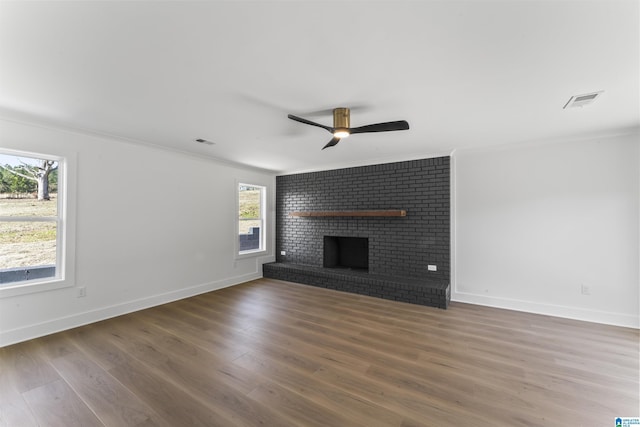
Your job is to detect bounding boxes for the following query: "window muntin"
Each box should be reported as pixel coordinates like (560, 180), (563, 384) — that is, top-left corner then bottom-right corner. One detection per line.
(0, 151), (68, 292)
(238, 183), (265, 255)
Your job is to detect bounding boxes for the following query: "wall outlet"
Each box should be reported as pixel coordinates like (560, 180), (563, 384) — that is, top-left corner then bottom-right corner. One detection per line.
(77, 287), (86, 298)
(428, 265), (437, 271)
(280, 250), (286, 256)
(580, 284), (590, 295)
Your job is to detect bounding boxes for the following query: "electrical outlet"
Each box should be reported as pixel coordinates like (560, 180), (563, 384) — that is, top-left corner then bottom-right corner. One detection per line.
(428, 265), (437, 271)
(280, 251), (286, 256)
(580, 284), (590, 295)
(77, 287), (86, 298)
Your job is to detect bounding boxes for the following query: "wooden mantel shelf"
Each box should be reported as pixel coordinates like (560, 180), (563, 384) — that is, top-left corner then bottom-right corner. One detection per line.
(289, 210), (406, 218)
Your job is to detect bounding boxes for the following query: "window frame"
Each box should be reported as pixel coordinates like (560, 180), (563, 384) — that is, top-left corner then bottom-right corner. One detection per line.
(0, 148), (76, 298)
(236, 182), (267, 258)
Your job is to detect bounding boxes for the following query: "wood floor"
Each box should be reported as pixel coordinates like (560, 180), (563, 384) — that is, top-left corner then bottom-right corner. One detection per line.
(1, 278), (638, 427)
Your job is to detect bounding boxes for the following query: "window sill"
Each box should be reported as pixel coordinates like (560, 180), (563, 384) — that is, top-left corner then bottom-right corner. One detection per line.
(0, 276), (75, 298)
(236, 249), (267, 260)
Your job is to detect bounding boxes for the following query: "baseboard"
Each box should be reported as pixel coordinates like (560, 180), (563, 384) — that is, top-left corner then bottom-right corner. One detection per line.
(452, 291), (639, 329)
(0, 271), (262, 347)
(6, 273), (634, 347)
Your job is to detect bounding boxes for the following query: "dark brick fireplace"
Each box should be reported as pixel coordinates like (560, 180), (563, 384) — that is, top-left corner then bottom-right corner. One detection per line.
(263, 157), (451, 308)
(324, 236), (369, 271)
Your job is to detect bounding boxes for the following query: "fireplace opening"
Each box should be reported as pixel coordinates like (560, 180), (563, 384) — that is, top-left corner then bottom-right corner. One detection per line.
(323, 236), (369, 271)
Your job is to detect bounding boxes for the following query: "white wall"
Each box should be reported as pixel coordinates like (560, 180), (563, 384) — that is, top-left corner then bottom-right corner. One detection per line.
(453, 132), (639, 328)
(0, 118), (275, 346)
(2, 118), (637, 347)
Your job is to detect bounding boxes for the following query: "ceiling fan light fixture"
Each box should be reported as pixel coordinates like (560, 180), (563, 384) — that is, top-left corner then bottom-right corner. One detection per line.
(333, 129), (350, 139)
(332, 107), (350, 138)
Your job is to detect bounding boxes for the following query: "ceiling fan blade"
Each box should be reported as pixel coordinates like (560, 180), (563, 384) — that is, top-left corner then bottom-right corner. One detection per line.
(322, 137), (341, 150)
(349, 120), (410, 134)
(287, 114), (334, 133)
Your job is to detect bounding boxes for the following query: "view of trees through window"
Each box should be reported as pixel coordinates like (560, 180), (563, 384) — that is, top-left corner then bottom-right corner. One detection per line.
(0, 153), (59, 279)
(238, 184), (264, 253)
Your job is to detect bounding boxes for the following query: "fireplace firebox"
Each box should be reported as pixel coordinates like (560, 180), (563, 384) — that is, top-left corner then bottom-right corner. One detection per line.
(323, 236), (368, 271)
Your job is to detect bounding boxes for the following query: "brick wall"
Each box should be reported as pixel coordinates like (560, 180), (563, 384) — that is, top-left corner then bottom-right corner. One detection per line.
(275, 157), (450, 281)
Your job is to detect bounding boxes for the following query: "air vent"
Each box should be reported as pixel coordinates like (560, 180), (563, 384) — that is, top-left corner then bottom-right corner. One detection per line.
(563, 91), (604, 109)
(195, 138), (214, 145)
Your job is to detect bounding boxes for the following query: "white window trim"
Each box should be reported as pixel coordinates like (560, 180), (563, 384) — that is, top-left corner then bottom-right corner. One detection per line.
(0, 149), (76, 298)
(236, 181), (267, 259)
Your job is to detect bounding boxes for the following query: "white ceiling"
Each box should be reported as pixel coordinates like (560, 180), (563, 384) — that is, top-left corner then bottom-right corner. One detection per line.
(1, 1), (638, 174)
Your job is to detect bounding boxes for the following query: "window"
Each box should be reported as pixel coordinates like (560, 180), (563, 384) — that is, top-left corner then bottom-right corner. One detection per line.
(238, 183), (265, 255)
(0, 149), (75, 296)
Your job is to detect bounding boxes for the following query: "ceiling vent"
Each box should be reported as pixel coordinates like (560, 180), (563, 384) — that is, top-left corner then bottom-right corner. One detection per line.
(563, 91), (604, 109)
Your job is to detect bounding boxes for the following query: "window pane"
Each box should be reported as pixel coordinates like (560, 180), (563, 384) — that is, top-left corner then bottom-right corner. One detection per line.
(0, 195), (58, 217)
(238, 183), (264, 254)
(0, 221), (57, 283)
(239, 220), (261, 251)
(239, 186), (261, 220)
(239, 219), (261, 234)
(0, 154), (58, 216)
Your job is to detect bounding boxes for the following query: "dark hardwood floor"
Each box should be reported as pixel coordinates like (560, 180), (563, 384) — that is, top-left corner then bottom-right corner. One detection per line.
(1, 278), (638, 426)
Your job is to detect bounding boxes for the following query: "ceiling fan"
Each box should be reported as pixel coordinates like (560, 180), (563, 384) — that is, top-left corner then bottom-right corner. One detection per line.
(287, 107), (410, 150)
